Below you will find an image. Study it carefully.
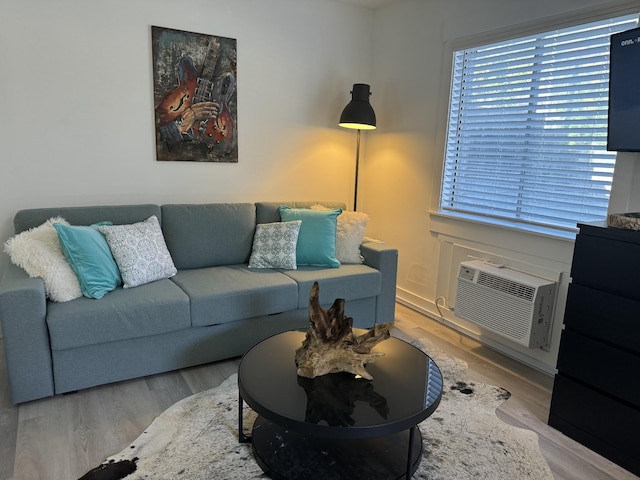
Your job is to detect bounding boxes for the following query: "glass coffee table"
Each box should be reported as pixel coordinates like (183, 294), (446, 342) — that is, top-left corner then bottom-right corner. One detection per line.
(238, 330), (443, 480)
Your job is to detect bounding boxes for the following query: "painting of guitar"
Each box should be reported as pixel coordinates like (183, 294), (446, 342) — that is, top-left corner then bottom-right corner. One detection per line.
(152, 27), (237, 162)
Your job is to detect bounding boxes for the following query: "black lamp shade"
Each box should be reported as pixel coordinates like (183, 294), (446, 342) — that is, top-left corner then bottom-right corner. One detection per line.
(339, 83), (376, 130)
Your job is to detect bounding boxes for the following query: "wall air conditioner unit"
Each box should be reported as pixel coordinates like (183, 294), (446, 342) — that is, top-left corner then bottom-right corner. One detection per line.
(455, 260), (556, 349)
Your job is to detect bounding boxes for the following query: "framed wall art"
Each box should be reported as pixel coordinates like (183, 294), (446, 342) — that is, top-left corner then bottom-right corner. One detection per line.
(152, 26), (238, 162)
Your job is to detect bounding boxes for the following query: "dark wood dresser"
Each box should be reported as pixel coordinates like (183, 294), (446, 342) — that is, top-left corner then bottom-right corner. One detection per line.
(548, 221), (640, 476)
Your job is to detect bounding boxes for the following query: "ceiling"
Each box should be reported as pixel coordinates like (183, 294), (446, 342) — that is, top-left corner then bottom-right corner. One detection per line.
(332, 0), (401, 9)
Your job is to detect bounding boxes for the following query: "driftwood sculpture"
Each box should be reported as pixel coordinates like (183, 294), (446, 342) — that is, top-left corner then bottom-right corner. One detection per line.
(295, 282), (393, 380)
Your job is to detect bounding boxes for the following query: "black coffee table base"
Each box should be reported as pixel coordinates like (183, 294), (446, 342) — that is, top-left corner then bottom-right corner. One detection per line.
(251, 415), (423, 480)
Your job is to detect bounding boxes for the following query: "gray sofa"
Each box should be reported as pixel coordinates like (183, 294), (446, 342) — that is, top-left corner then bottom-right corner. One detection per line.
(0, 201), (398, 404)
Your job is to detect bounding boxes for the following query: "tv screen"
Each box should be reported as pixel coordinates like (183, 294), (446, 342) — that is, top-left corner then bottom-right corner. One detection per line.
(608, 27), (640, 152)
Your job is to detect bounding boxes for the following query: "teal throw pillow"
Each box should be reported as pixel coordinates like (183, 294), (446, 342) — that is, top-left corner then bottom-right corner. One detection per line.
(54, 222), (122, 299)
(279, 206), (341, 268)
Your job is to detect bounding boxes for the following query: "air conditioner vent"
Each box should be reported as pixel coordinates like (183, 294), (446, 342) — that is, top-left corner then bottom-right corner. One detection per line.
(456, 260), (557, 349)
(477, 271), (535, 301)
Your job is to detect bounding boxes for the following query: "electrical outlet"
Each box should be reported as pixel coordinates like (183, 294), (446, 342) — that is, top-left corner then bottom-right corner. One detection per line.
(459, 266), (475, 281)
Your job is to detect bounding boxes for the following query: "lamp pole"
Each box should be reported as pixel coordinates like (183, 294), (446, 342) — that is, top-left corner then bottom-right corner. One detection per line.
(354, 129), (361, 211)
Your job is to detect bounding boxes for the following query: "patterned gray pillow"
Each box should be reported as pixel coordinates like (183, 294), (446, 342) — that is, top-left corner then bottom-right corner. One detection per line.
(99, 216), (177, 288)
(248, 220), (301, 269)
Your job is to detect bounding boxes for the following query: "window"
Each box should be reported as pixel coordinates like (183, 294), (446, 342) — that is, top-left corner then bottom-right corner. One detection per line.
(441, 14), (638, 233)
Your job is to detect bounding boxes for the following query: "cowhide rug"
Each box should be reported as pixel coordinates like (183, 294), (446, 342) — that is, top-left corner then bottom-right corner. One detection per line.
(80, 337), (553, 480)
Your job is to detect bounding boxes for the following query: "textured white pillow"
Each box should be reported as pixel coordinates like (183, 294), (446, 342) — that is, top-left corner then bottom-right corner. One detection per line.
(311, 205), (369, 264)
(249, 220), (302, 269)
(3, 217), (83, 302)
(98, 216), (177, 288)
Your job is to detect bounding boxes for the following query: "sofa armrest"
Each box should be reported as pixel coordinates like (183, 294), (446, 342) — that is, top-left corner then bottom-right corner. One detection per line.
(361, 242), (398, 325)
(0, 263), (54, 404)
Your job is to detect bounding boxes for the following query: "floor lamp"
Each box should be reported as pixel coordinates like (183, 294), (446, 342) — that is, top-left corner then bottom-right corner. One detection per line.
(339, 83), (376, 211)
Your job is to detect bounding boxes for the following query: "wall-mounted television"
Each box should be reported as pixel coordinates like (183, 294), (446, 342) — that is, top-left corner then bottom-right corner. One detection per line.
(607, 27), (640, 152)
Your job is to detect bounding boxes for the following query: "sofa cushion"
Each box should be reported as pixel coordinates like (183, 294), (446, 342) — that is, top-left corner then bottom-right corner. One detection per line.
(46, 279), (190, 350)
(13, 204), (161, 234)
(248, 221), (301, 269)
(255, 201), (346, 224)
(170, 265), (298, 327)
(53, 222), (122, 299)
(279, 206), (341, 268)
(4, 217), (83, 302)
(161, 203), (256, 270)
(282, 264), (381, 309)
(311, 206), (369, 264)
(98, 216), (177, 288)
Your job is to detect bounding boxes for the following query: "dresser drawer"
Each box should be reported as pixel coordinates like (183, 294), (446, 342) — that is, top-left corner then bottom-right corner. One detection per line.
(564, 284), (640, 353)
(571, 233), (640, 300)
(549, 374), (640, 476)
(557, 330), (640, 407)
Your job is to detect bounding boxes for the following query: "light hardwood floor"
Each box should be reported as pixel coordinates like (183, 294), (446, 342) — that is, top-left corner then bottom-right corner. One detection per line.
(0, 303), (637, 480)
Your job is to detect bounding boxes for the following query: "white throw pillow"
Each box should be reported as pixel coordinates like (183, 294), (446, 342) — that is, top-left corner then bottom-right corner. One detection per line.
(248, 220), (302, 269)
(98, 216), (177, 288)
(311, 205), (369, 264)
(3, 217), (83, 302)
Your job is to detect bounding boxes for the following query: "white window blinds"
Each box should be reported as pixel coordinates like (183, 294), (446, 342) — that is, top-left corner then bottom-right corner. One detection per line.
(441, 14), (638, 232)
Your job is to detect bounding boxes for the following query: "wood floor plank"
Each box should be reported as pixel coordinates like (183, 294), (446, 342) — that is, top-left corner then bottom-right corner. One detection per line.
(179, 357), (241, 394)
(14, 396), (74, 480)
(0, 303), (637, 480)
(144, 370), (194, 412)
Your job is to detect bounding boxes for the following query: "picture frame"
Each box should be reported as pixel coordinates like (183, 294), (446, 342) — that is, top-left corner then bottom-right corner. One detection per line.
(152, 26), (238, 162)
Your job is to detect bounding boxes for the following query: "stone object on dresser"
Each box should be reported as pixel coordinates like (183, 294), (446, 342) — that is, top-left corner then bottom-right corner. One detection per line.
(607, 212), (640, 230)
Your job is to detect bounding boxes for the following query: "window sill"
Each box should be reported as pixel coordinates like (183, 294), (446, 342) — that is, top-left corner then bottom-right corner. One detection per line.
(429, 211), (578, 242)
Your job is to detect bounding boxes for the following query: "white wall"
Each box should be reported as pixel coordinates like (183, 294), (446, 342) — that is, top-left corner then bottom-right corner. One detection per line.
(3, 0), (640, 373)
(0, 0), (374, 275)
(368, 0), (640, 373)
